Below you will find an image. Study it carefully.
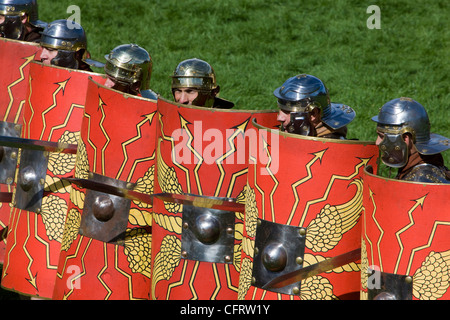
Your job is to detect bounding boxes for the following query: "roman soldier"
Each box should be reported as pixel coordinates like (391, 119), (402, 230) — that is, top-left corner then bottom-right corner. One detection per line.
(274, 74), (355, 139)
(0, 0), (45, 42)
(171, 58), (234, 109)
(372, 97), (449, 183)
(104, 43), (158, 99)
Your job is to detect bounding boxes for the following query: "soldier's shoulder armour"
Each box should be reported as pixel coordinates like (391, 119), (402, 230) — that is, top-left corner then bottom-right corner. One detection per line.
(140, 89), (158, 100)
(402, 163), (450, 184)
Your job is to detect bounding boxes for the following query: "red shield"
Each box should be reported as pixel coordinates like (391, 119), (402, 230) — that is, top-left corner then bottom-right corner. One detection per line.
(1, 62), (105, 298)
(361, 168), (450, 300)
(52, 79), (157, 300)
(0, 38), (41, 123)
(239, 122), (379, 300)
(0, 38), (41, 264)
(151, 97), (278, 300)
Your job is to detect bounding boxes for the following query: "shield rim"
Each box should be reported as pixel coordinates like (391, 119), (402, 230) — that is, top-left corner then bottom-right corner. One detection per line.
(158, 96), (277, 114)
(363, 165), (447, 186)
(252, 117), (377, 145)
(90, 77), (158, 102)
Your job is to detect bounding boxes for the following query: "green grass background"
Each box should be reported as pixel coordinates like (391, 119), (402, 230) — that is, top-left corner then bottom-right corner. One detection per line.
(40, 0), (448, 163)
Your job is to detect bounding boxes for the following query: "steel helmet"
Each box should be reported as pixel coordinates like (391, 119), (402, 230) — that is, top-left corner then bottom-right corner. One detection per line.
(171, 58), (217, 92)
(39, 19), (87, 69)
(372, 97), (450, 167)
(273, 74), (355, 130)
(0, 0), (40, 39)
(104, 43), (152, 92)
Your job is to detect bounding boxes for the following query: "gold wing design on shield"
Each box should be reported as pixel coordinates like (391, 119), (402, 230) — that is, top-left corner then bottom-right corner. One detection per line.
(156, 137), (183, 213)
(41, 131), (79, 243)
(151, 234), (182, 299)
(413, 250), (450, 300)
(305, 178), (363, 252)
(123, 228), (152, 278)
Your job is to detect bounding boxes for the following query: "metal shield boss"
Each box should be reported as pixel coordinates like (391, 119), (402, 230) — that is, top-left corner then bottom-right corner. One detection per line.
(52, 79), (157, 300)
(361, 168), (450, 300)
(0, 38), (42, 263)
(1, 62), (105, 299)
(151, 97), (278, 300)
(238, 122), (379, 300)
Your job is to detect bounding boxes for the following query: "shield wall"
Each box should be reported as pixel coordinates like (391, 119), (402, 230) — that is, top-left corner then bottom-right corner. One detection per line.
(0, 38), (42, 264)
(1, 62), (105, 298)
(52, 79), (157, 300)
(238, 121), (379, 300)
(151, 98), (278, 300)
(361, 168), (450, 300)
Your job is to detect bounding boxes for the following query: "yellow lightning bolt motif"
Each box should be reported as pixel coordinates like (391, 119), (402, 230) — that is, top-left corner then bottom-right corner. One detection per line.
(215, 118), (249, 197)
(39, 79), (70, 140)
(188, 261), (200, 299)
(24, 75), (33, 139)
(97, 242), (112, 299)
(226, 168), (248, 198)
(4, 53), (36, 122)
(61, 236), (90, 300)
(97, 97), (111, 176)
(158, 113), (191, 193)
(2, 208), (19, 279)
(117, 111), (156, 181)
(299, 157), (370, 227)
(367, 186), (384, 271)
(84, 109), (96, 170)
(250, 138), (265, 221)
(113, 245), (140, 300)
(165, 259), (188, 300)
(33, 213), (57, 270)
(47, 103), (84, 141)
(211, 263), (221, 299)
(259, 135), (279, 222)
(408, 222), (450, 276)
(225, 263), (239, 293)
(179, 114), (203, 195)
(23, 212), (38, 290)
(393, 195), (427, 274)
(288, 149), (326, 226)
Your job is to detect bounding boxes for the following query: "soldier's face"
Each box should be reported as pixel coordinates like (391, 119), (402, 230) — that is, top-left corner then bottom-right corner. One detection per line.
(104, 76), (127, 91)
(40, 47), (58, 65)
(277, 110), (291, 127)
(173, 87), (202, 105)
(104, 76), (138, 95)
(375, 130), (384, 146)
(0, 15), (5, 24)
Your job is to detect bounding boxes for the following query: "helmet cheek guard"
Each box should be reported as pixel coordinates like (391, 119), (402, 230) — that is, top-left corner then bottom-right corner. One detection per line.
(50, 50), (79, 69)
(0, 15), (24, 39)
(379, 133), (409, 168)
(277, 97), (319, 136)
(0, 0), (40, 39)
(192, 90), (216, 108)
(281, 111), (316, 136)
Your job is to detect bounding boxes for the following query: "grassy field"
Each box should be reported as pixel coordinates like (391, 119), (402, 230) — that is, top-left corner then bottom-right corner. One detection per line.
(37, 0), (448, 162)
